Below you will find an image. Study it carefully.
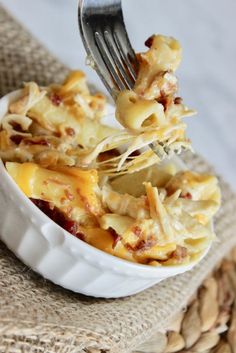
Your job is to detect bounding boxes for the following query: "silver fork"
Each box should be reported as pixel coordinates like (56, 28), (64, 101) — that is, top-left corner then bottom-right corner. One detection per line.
(78, 0), (138, 100)
(78, 0), (166, 159)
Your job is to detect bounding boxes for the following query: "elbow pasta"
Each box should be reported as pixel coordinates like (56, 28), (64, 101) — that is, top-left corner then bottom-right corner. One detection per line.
(0, 35), (221, 266)
(116, 90), (166, 130)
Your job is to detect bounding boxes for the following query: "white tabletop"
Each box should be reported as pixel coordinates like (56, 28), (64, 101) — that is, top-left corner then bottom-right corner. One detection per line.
(1, 0), (236, 190)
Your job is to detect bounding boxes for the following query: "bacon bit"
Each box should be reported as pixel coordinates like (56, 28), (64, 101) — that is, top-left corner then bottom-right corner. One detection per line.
(157, 92), (173, 111)
(63, 220), (78, 236)
(174, 97), (183, 105)
(142, 196), (150, 209)
(50, 93), (62, 106)
(30, 198), (79, 237)
(166, 188), (174, 197)
(10, 121), (24, 132)
(64, 189), (74, 201)
(145, 35), (155, 48)
(181, 192), (192, 199)
(65, 127), (75, 137)
(130, 238), (153, 251)
(10, 135), (24, 145)
(136, 53), (144, 65)
(135, 240), (147, 251)
(30, 198), (49, 211)
(132, 226), (142, 237)
(108, 227), (121, 249)
(125, 240), (147, 252)
(48, 202), (55, 210)
(126, 234), (157, 253)
(54, 132), (61, 138)
(157, 96), (168, 111)
(129, 150), (141, 157)
(172, 246), (188, 262)
(23, 138), (50, 146)
(98, 149), (120, 162)
(140, 238), (157, 251)
(76, 232), (85, 241)
(125, 243), (135, 253)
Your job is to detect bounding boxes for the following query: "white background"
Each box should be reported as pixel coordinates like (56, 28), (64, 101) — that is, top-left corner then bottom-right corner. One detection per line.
(1, 0), (236, 190)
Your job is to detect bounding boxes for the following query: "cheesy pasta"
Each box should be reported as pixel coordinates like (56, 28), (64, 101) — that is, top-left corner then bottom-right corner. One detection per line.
(0, 35), (221, 266)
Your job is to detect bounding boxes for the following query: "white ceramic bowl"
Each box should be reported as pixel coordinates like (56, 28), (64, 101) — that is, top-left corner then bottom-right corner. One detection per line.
(0, 90), (210, 298)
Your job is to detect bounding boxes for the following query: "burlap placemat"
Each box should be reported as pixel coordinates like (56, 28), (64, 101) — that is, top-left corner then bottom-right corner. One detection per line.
(0, 5), (236, 353)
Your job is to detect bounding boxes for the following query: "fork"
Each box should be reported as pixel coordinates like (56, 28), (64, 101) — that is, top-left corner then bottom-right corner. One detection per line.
(78, 0), (167, 159)
(78, 0), (139, 100)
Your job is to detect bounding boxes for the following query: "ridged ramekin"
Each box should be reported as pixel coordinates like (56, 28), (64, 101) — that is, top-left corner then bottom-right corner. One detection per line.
(0, 90), (211, 298)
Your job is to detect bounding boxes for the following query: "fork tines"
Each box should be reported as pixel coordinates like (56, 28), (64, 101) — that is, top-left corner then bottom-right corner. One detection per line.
(79, 0), (139, 99)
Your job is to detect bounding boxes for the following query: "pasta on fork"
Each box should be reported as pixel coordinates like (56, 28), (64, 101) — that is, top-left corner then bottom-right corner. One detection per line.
(80, 35), (195, 175)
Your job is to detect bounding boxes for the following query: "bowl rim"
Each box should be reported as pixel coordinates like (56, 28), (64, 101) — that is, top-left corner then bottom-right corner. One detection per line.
(0, 89), (211, 276)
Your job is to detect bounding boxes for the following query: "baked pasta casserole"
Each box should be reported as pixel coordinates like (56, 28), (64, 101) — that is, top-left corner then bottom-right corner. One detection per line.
(0, 35), (221, 266)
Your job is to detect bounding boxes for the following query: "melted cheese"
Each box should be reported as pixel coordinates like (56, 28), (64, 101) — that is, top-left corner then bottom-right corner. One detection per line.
(6, 162), (38, 196)
(28, 96), (117, 148)
(79, 226), (134, 262)
(6, 162), (103, 225)
(135, 243), (177, 262)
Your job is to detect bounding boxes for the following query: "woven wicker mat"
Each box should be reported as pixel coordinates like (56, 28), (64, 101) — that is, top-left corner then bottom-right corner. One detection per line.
(1, 5), (236, 353)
